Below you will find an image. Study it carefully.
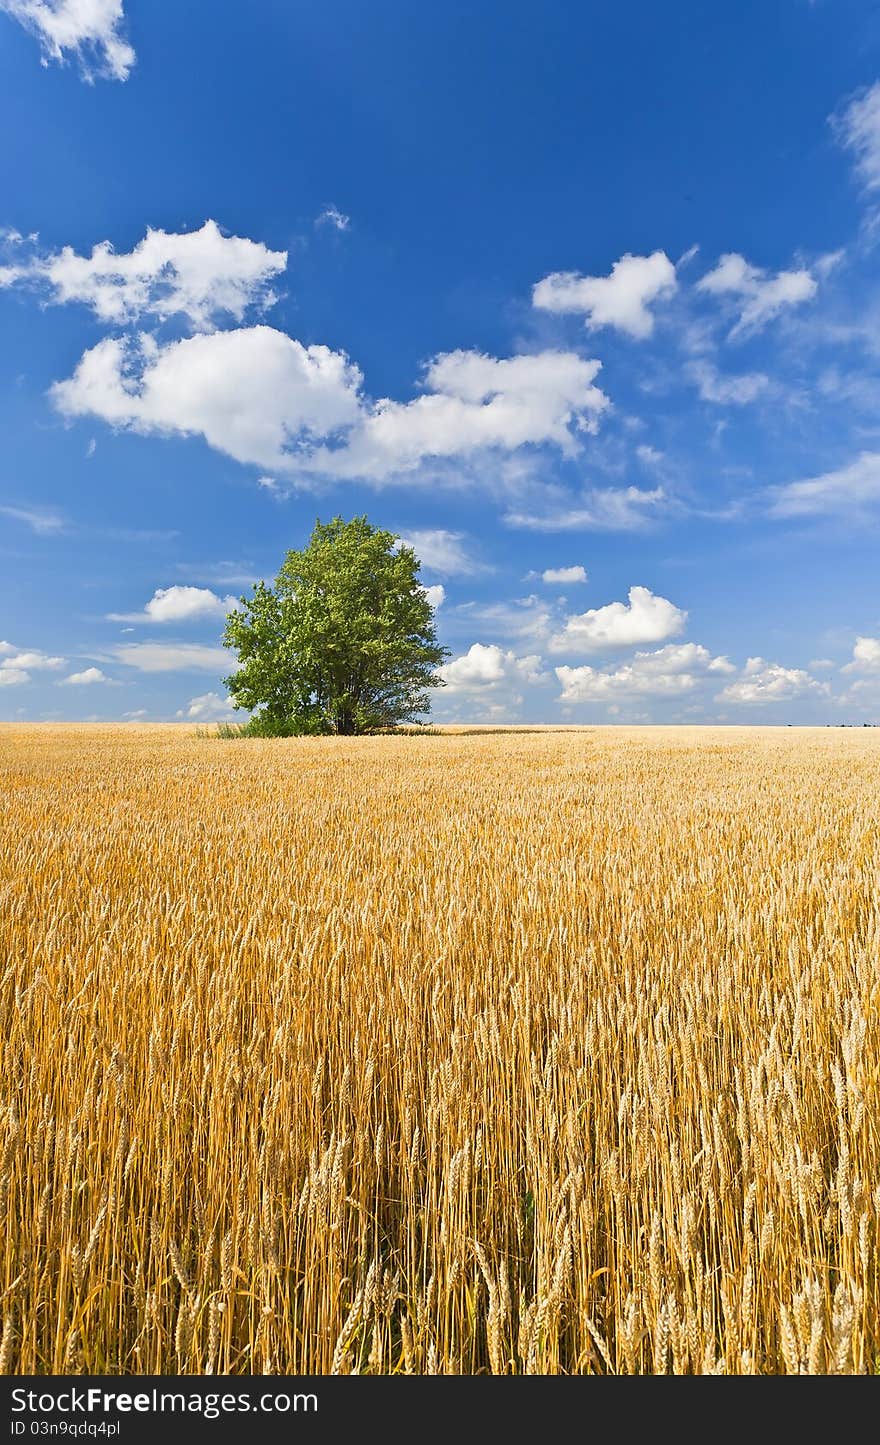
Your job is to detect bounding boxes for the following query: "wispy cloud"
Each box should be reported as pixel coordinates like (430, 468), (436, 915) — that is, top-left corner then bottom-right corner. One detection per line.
(398, 529), (488, 577)
(505, 486), (667, 532)
(697, 252), (817, 337)
(687, 359), (769, 405)
(833, 81), (880, 192)
(111, 643), (230, 673)
(315, 205), (350, 232)
(769, 450), (880, 518)
(0, 503), (66, 534)
(0, 0), (135, 81)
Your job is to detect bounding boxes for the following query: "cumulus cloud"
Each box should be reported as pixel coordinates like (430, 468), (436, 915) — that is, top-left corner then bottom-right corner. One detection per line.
(0, 0), (134, 81)
(60, 666), (108, 684)
(769, 451), (880, 518)
(421, 584), (445, 609)
(3, 221), (286, 329)
(541, 565), (588, 584)
(439, 644), (546, 693)
(505, 485), (666, 532)
(718, 657), (829, 704)
(107, 584), (238, 624)
(51, 327), (365, 472)
(7, 650), (66, 669)
(111, 643), (230, 673)
(533, 251), (677, 338)
(0, 643), (65, 686)
(549, 585), (686, 654)
(177, 691), (239, 721)
(302, 350), (608, 482)
(687, 359), (769, 405)
(834, 81), (880, 191)
(398, 529), (486, 577)
(697, 252), (817, 337)
(555, 642), (728, 703)
(841, 636), (880, 674)
(51, 332), (607, 483)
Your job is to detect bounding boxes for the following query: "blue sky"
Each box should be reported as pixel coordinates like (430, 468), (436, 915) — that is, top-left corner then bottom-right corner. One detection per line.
(2, 0), (880, 724)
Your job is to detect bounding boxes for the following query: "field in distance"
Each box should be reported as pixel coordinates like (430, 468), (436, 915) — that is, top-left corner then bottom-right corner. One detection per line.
(1, 724), (878, 1374)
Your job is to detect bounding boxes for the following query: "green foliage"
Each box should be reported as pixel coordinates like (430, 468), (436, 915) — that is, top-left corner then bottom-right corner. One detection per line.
(223, 516), (449, 736)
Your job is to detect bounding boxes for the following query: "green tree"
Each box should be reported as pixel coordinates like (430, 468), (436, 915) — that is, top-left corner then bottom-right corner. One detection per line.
(222, 516), (449, 735)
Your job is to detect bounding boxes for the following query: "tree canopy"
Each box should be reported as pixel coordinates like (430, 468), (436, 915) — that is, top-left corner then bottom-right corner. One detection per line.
(222, 516), (449, 735)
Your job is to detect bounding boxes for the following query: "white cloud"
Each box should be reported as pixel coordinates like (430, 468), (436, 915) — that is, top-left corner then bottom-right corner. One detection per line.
(398, 529), (485, 577)
(52, 327), (364, 472)
(107, 585), (238, 624)
(421, 584), (445, 609)
(697, 252), (817, 337)
(505, 486), (666, 532)
(60, 666), (107, 685)
(0, 643), (65, 686)
(6, 221), (286, 329)
(112, 643), (229, 673)
(842, 636), (880, 674)
(636, 444), (664, 466)
(1, 649), (64, 670)
(549, 585), (687, 653)
(769, 451), (880, 518)
(176, 691), (239, 721)
(49, 272), (607, 481)
(718, 657), (829, 704)
(555, 642), (731, 703)
(0, 0), (134, 81)
(834, 81), (880, 191)
(439, 644), (547, 693)
(0, 503), (66, 533)
(687, 359), (769, 405)
(457, 595), (554, 643)
(839, 677), (880, 709)
(533, 251), (677, 338)
(316, 205), (350, 232)
(177, 561), (259, 587)
(302, 350), (608, 481)
(542, 565), (588, 584)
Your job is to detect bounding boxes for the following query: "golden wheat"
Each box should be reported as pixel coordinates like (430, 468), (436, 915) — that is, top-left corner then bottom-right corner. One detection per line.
(1, 723), (878, 1374)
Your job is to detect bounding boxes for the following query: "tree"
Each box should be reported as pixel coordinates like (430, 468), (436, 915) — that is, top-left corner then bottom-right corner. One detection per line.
(222, 516), (449, 735)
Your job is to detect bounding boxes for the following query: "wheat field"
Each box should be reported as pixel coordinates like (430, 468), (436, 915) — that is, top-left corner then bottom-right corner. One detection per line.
(1, 723), (878, 1375)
